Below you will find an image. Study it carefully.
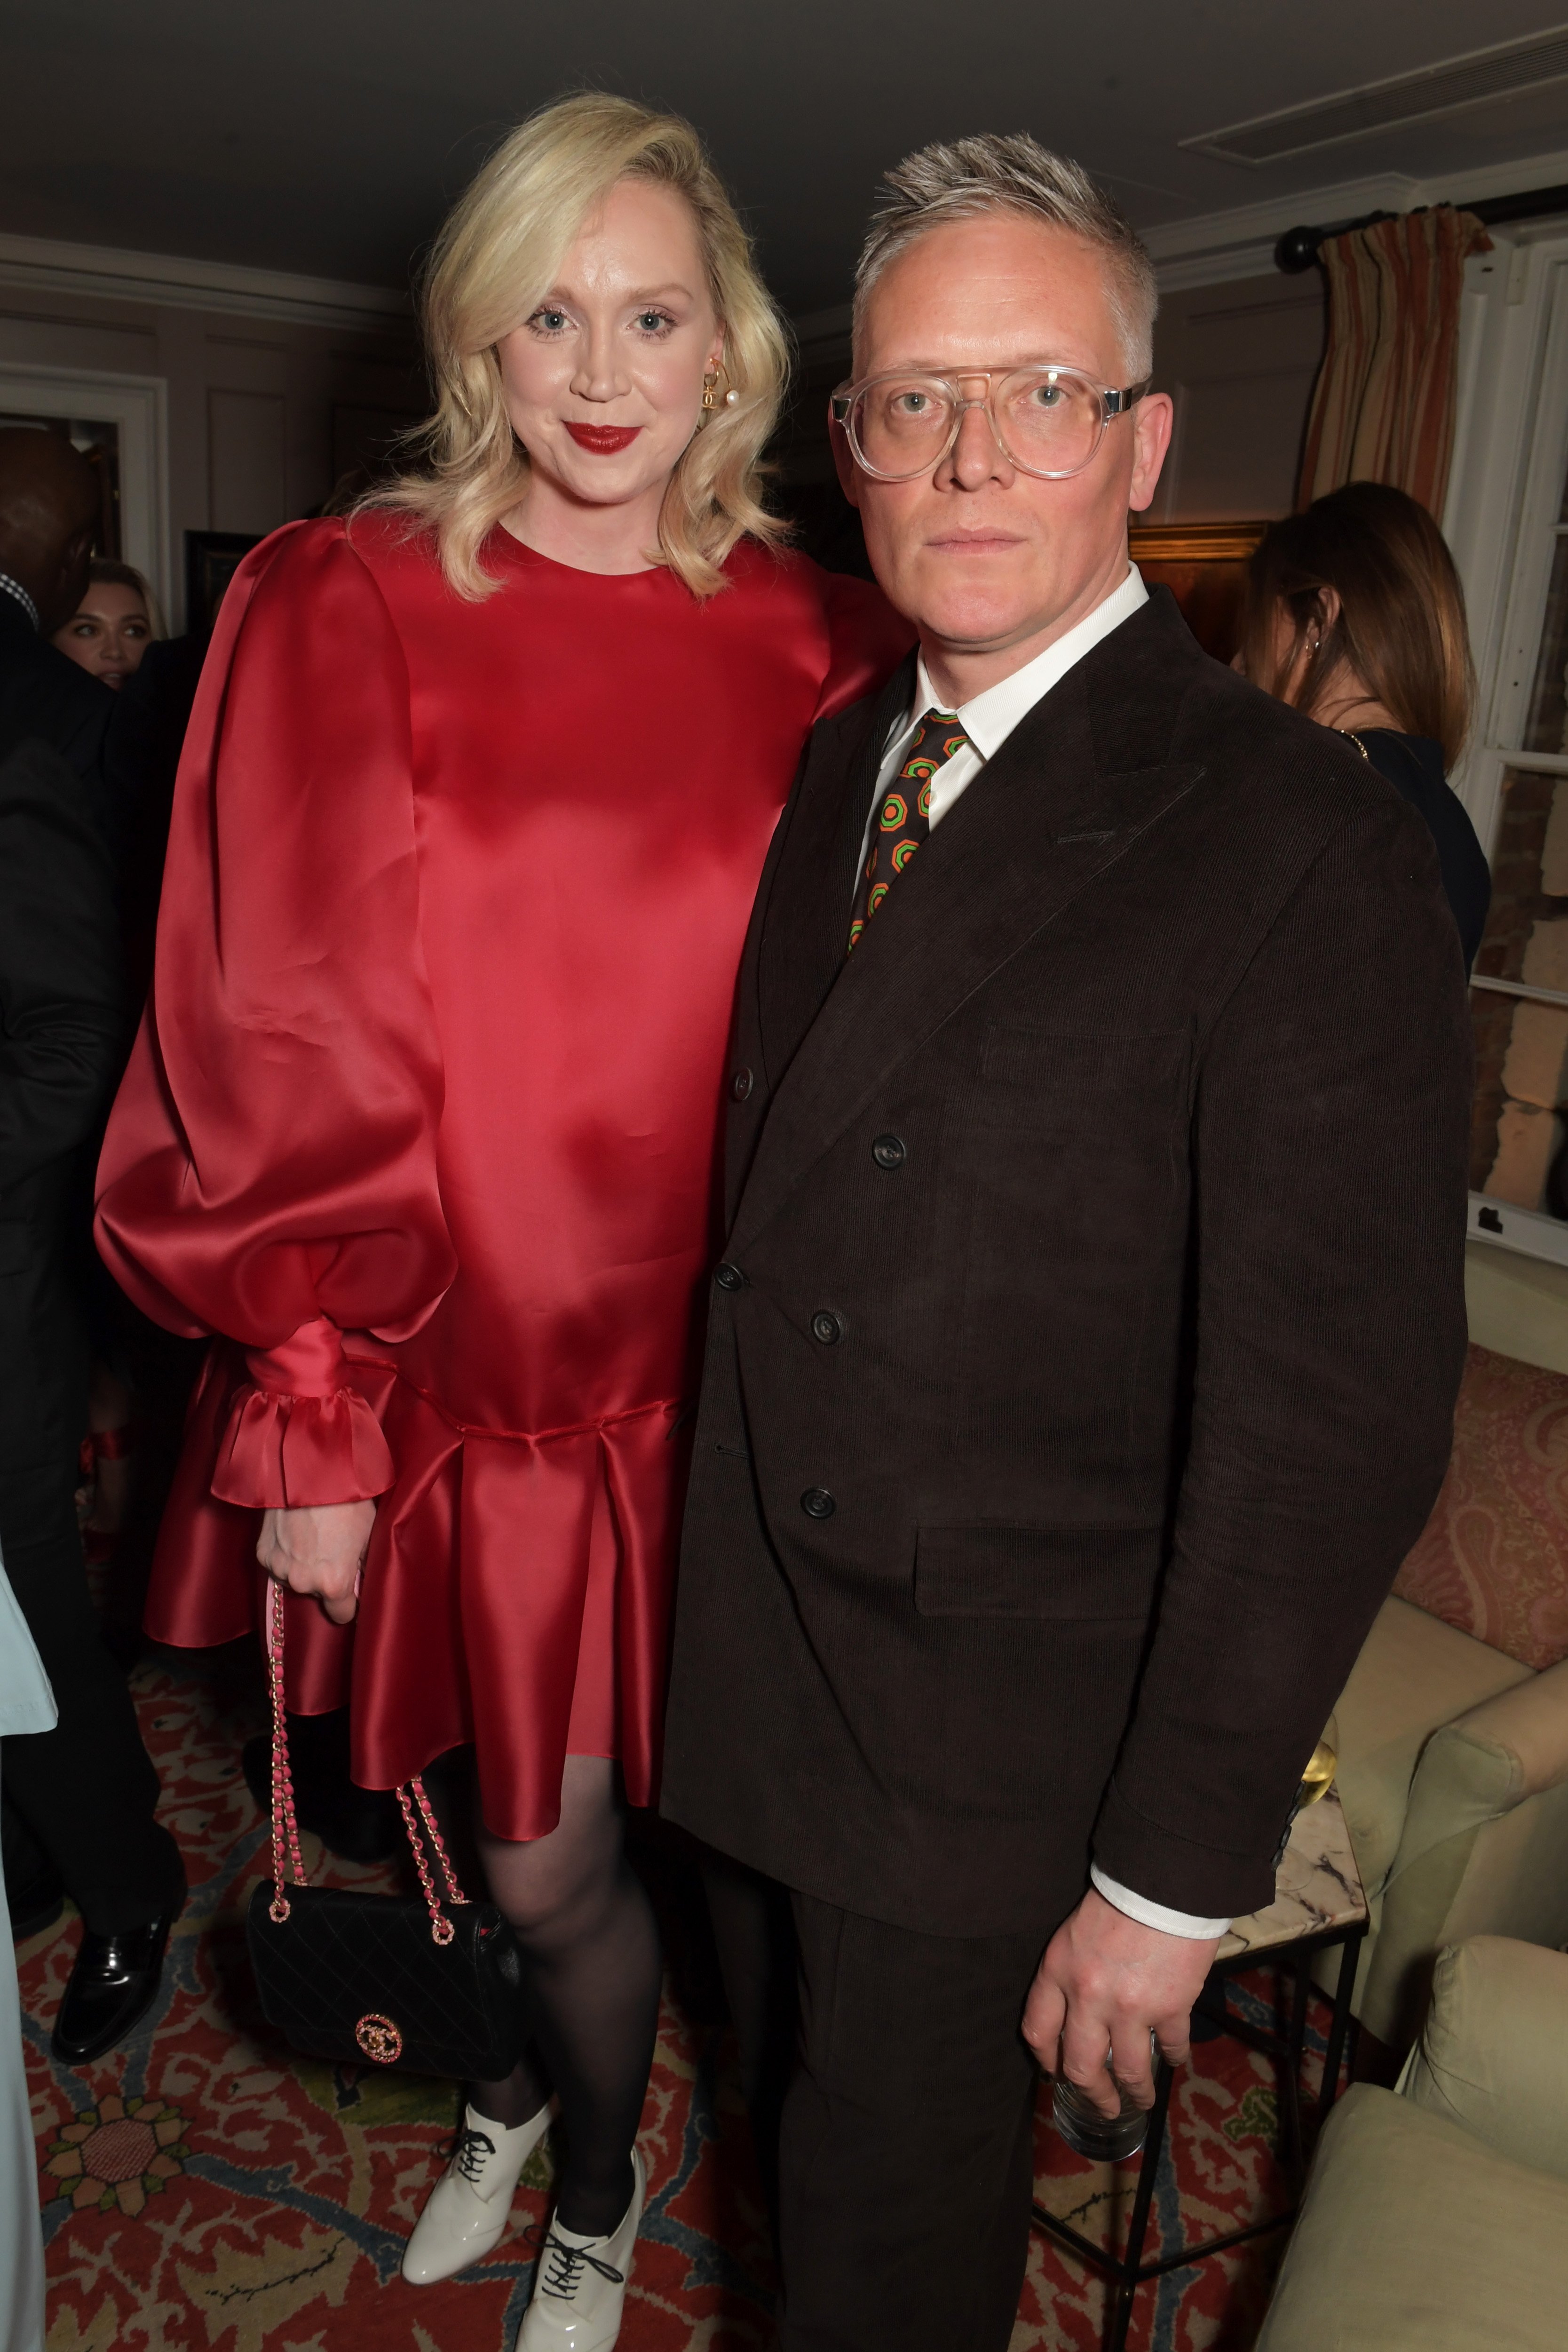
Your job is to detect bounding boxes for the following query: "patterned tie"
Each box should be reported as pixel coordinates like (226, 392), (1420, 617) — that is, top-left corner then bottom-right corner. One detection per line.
(847, 709), (974, 952)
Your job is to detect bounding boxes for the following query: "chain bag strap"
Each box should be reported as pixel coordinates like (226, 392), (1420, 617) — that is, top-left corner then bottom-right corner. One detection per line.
(246, 1580), (525, 2078)
(263, 1582), (465, 1942)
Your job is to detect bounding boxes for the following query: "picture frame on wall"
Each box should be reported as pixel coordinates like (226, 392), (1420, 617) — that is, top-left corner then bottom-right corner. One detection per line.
(185, 530), (262, 636)
(1128, 520), (1268, 665)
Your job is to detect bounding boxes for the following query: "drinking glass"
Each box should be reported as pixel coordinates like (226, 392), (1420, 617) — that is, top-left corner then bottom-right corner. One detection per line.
(1050, 2029), (1159, 2161)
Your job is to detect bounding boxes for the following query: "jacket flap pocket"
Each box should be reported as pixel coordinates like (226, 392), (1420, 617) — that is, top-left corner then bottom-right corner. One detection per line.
(914, 1522), (1162, 1620)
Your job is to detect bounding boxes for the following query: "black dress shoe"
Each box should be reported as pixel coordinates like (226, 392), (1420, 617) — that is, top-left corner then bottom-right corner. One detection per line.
(51, 1914), (173, 2065)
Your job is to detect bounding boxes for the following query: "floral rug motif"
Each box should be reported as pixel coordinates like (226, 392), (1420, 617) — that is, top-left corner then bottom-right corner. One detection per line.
(21, 1649), (1323, 2349)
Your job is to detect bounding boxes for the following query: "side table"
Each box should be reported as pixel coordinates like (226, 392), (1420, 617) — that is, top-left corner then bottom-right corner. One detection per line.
(1030, 1787), (1368, 2352)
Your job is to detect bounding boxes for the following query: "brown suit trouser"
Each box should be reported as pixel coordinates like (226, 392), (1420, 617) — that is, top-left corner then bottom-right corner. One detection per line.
(705, 1854), (1044, 2352)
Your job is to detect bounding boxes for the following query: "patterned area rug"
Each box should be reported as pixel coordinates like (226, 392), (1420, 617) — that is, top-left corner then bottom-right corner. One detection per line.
(21, 1648), (1323, 2350)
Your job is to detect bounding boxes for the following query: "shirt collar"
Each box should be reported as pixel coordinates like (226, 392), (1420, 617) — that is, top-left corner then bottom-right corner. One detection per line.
(902, 564), (1148, 760)
(0, 570), (40, 631)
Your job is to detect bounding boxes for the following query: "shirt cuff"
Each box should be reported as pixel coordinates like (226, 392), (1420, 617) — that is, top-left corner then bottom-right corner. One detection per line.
(1090, 1865), (1231, 1940)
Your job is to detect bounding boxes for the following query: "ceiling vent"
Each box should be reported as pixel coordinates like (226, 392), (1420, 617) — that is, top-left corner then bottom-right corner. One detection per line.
(1182, 27), (1568, 167)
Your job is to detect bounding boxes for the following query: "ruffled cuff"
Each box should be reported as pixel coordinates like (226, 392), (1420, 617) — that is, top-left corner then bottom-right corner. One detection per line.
(211, 1316), (394, 1509)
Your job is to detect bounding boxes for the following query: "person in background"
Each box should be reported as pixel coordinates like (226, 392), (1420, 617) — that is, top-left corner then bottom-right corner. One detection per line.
(47, 564), (165, 1584)
(1237, 481), (1490, 968)
(50, 558), (160, 691)
(96, 93), (907, 2352)
(0, 426), (186, 2063)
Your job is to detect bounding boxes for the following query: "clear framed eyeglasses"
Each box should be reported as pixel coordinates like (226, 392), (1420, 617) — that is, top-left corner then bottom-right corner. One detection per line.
(829, 363), (1151, 483)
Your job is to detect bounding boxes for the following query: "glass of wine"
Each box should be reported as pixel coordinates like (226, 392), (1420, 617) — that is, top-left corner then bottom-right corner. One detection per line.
(1273, 1739), (1338, 1893)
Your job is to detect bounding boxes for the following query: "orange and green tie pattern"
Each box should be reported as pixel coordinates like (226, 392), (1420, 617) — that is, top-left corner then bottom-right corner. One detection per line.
(847, 709), (973, 952)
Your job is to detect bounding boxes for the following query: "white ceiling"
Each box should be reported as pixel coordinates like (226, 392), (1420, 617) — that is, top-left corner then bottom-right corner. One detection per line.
(3, 0), (1568, 311)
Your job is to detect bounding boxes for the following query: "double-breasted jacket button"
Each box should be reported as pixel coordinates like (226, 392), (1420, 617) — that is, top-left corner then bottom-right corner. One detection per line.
(871, 1133), (907, 1169)
(800, 1487), (836, 1519)
(731, 1067), (754, 1102)
(714, 1262), (747, 1292)
(810, 1310), (844, 1346)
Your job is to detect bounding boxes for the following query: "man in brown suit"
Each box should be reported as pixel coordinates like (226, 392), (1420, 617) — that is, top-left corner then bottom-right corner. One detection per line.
(660, 135), (1471, 2351)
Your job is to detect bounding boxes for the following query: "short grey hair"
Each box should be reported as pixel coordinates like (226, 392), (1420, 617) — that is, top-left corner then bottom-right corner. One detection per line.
(853, 132), (1157, 381)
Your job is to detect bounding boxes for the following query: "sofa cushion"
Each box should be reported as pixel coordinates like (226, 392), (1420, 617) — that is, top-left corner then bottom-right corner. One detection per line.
(1395, 1343), (1568, 1671)
(1330, 1597), (1530, 1901)
(1464, 1239), (1568, 1376)
(1254, 2084), (1568, 2352)
(1401, 1937), (1568, 2181)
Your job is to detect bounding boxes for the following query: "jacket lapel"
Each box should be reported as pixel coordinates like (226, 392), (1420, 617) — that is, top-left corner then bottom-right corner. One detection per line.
(756, 653), (916, 1087)
(734, 616), (1204, 1253)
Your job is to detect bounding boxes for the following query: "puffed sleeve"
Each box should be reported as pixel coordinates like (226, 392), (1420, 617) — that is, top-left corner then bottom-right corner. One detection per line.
(813, 566), (916, 724)
(95, 518), (457, 1508)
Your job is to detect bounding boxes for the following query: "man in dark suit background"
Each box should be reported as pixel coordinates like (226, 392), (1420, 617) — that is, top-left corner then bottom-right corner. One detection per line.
(660, 137), (1472, 2351)
(0, 427), (184, 2061)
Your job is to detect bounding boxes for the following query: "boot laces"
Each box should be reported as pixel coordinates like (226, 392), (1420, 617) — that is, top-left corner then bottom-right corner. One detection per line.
(451, 2125), (496, 2186)
(539, 2229), (625, 2300)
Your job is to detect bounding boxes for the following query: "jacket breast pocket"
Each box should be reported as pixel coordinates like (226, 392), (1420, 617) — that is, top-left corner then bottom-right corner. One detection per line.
(913, 1523), (1162, 1621)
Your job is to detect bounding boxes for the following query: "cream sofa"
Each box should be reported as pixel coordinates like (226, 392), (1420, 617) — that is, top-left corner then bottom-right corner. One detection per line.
(1256, 1936), (1568, 2351)
(1317, 1241), (1568, 2048)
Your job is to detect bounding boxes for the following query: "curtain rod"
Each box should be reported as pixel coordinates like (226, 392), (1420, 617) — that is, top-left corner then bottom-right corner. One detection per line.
(1274, 182), (1568, 273)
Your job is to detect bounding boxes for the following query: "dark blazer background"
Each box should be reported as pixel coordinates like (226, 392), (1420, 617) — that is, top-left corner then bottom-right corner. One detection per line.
(0, 600), (184, 1931)
(661, 592), (1472, 1942)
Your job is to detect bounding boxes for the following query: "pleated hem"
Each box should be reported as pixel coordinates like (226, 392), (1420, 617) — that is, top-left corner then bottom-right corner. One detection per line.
(143, 1342), (689, 1839)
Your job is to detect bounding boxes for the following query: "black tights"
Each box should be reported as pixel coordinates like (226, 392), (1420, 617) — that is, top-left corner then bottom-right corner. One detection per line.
(470, 1756), (660, 2237)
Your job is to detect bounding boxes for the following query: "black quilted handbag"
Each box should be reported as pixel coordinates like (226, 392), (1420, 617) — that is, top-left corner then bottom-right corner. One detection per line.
(245, 1585), (525, 2079)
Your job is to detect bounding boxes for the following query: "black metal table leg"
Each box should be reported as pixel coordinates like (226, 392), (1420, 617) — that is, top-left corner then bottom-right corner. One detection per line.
(1282, 1952), (1309, 2182)
(1106, 2061), (1173, 2352)
(1316, 1928), (1365, 2128)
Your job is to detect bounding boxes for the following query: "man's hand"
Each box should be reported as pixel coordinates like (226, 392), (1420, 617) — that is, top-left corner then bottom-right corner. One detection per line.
(257, 1502), (375, 1626)
(1022, 1887), (1220, 2117)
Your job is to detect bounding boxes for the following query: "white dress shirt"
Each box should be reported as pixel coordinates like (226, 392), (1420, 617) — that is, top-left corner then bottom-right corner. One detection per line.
(863, 563), (1231, 1943)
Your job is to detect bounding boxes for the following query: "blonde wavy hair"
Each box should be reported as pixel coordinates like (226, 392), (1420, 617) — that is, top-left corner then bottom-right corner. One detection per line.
(368, 93), (790, 599)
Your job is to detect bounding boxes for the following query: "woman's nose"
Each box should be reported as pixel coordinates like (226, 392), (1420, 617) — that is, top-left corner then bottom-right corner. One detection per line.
(572, 327), (628, 405)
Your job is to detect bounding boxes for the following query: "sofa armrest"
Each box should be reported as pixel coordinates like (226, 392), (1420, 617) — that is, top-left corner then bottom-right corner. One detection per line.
(1387, 1654), (1568, 1900)
(1452, 1655), (1568, 1797)
(1357, 1661), (1568, 2045)
(1399, 1936), (1568, 2181)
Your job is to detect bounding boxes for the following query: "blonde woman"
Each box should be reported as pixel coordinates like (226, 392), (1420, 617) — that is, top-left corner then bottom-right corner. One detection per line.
(97, 94), (908, 2347)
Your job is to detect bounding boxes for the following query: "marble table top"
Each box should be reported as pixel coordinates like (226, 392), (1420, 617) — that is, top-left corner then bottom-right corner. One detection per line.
(1216, 1788), (1367, 1962)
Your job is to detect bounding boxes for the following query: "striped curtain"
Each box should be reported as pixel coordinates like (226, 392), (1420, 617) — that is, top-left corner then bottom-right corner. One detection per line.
(1297, 206), (1492, 515)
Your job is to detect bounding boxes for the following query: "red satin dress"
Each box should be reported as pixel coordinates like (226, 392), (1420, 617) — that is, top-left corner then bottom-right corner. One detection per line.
(96, 513), (909, 1839)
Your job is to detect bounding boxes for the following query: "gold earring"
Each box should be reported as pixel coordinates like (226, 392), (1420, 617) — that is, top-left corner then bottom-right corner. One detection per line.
(701, 368), (721, 413)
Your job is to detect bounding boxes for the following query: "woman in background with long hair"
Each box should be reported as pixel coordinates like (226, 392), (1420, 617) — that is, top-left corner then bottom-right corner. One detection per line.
(97, 94), (907, 2349)
(1237, 479), (1489, 965)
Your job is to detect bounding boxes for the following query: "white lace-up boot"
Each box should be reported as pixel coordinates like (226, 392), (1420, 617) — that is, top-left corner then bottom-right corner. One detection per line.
(402, 2100), (554, 2284)
(517, 2145), (646, 2350)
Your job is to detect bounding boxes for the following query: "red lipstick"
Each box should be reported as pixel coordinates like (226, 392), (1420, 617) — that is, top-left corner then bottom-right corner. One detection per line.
(564, 423), (642, 453)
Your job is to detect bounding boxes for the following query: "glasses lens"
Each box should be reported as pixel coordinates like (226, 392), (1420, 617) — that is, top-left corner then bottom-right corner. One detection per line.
(853, 377), (957, 477)
(994, 369), (1102, 475)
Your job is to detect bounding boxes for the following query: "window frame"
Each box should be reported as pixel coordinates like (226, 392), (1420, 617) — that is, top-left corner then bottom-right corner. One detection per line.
(1442, 224), (1568, 1265)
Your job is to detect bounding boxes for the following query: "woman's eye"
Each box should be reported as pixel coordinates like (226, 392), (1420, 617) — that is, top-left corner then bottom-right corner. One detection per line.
(530, 309), (569, 334)
(634, 310), (674, 334)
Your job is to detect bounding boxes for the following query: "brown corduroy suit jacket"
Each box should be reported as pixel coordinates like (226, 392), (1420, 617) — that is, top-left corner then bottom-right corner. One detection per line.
(659, 590), (1472, 1941)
